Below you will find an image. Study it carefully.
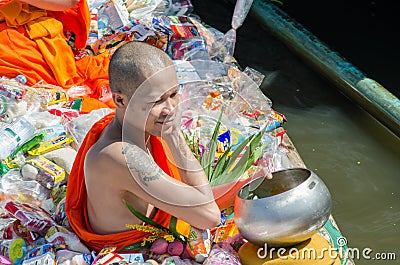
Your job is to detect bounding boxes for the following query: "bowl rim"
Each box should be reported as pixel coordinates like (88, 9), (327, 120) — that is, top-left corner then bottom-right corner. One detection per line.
(236, 167), (313, 200)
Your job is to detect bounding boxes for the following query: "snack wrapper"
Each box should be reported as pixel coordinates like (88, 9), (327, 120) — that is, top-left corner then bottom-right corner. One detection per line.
(4, 201), (56, 233)
(41, 124), (67, 142)
(168, 16), (199, 40)
(32, 84), (69, 108)
(28, 135), (74, 156)
(92, 247), (123, 265)
(45, 226), (90, 254)
(210, 219), (239, 244)
(98, 0), (130, 33)
(169, 37), (209, 61)
(0, 76), (27, 101)
(186, 227), (211, 262)
(0, 255), (12, 265)
(26, 244), (54, 260)
(1, 238), (28, 265)
(25, 156), (66, 185)
(2, 219), (36, 245)
(22, 252), (56, 265)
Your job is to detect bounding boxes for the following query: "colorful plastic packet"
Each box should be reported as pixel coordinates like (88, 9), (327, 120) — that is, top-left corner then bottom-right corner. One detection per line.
(0, 76), (27, 100)
(22, 252), (56, 265)
(26, 244), (54, 260)
(41, 124), (67, 142)
(25, 156), (66, 186)
(146, 30), (170, 52)
(216, 130), (230, 155)
(168, 16), (199, 40)
(0, 160), (11, 176)
(186, 227), (211, 262)
(123, 22), (155, 41)
(6, 131), (46, 161)
(202, 91), (224, 111)
(47, 108), (85, 122)
(169, 37), (209, 60)
(4, 201), (56, 233)
(91, 32), (130, 56)
(264, 109), (287, 132)
(45, 226), (90, 253)
(32, 84), (69, 108)
(0, 255), (12, 265)
(27, 134), (74, 156)
(118, 253), (145, 263)
(210, 219), (239, 244)
(2, 219), (36, 245)
(92, 247), (123, 265)
(97, 0), (130, 32)
(2, 238), (28, 265)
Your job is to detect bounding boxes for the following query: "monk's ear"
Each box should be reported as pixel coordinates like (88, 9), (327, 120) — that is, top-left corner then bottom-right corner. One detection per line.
(112, 92), (127, 109)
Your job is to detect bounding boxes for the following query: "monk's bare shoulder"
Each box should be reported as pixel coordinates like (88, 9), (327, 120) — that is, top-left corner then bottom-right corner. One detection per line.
(84, 140), (127, 180)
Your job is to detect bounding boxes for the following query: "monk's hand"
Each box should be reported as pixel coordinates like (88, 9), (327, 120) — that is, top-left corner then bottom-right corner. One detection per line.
(161, 104), (182, 137)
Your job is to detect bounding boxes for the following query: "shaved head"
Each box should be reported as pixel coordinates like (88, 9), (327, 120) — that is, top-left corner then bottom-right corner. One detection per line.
(108, 41), (173, 98)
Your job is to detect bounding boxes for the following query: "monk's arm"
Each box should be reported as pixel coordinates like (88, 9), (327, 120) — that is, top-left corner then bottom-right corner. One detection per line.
(21, 0), (79, 11)
(121, 143), (220, 229)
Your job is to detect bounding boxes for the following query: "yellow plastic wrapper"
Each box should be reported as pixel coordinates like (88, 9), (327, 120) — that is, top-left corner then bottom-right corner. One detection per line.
(210, 219), (239, 243)
(26, 156), (66, 184)
(28, 134), (74, 156)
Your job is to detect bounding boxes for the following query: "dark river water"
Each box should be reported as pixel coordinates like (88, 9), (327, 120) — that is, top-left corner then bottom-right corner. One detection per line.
(192, 0), (400, 263)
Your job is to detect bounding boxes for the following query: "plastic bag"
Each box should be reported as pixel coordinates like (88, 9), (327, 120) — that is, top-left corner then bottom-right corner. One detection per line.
(169, 37), (209, 61)
(210, 0), (253, 60)
(127, 0), (163, 20)
(1, 170), (50, 203)
(66, 85), (93, 100)
(65, 108), (114, 148)
(202, 244), (241, 265)
(0, 78), (40, 122)
(45, 226), (90, 254)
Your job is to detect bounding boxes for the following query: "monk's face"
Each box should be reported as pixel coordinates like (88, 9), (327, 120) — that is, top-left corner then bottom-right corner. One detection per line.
(124, 65), (180, 137)
(145, 84), (180, 137)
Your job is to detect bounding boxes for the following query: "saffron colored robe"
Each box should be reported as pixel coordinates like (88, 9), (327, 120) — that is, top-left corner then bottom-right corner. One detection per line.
(0, 0), (111, 105)
(66, 113), (188, 252)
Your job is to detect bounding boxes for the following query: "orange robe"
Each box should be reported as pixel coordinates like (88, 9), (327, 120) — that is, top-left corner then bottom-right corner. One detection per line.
(0, 0), (111, 106)
(65, 113), (185, 252)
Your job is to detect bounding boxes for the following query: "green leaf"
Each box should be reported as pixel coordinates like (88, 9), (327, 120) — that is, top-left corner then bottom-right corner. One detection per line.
(246, 143), (268, 169)
(243, 125), (268, 171)
(124, 200), (168, 231)
(210, 145), (231, 181)
(224, 134), (254, 174)
(120, 241), (150, 252)
(204, 105), (226, 181)
(211, 126), (268, 186)
(168, 216), (187, 242)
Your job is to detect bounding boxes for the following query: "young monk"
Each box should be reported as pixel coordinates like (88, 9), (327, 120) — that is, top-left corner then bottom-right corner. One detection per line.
(66, 41), (221, 252)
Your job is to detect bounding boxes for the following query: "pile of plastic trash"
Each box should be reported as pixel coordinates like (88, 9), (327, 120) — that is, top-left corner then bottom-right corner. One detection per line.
(0, 0), (294, 264)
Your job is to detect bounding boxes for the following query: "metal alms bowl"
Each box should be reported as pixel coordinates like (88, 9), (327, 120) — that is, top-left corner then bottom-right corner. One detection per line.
(234, 168), (332, 247)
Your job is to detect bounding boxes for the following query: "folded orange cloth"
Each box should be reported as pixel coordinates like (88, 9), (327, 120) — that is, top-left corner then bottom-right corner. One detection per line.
(0, 0), (109, 96)
(66, 113), (188, 252)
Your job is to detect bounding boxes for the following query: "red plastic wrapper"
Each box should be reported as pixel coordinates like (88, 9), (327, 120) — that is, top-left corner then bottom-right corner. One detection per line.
(4, 201), (56, 233)
(47, 108), (87, 122)
(2, 219), (36, 244)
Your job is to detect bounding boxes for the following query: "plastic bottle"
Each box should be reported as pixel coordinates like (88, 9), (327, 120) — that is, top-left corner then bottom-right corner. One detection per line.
(0, 117), (35, 160)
